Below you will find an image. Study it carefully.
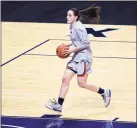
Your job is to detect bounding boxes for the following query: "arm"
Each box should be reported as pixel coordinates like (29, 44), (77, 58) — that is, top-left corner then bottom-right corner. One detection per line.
(72, 28), (90, 53)
(66, 43), (73, 47)
(63, 28), (90, 56)
(69, 46), (86, 53)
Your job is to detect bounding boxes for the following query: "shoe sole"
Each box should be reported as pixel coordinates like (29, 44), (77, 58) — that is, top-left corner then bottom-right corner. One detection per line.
(45, 104), (62, 112)
(105, 89), (111, 107)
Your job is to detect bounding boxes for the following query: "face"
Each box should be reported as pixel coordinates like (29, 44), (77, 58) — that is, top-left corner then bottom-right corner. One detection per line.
(66, 10), (78, 24)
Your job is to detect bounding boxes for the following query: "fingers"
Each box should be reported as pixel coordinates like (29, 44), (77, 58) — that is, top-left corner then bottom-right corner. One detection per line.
(63, 50), (69, 56)
(63, 52), (69, 56)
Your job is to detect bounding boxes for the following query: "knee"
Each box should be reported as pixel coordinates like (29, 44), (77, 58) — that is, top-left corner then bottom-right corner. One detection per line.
(77, 81), (86, 88)
(62, 77), (70, 85)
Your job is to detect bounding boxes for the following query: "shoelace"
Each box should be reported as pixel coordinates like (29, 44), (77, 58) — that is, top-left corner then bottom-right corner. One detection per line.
(49, 98), (58, 104)
(101, 94), (106, 101)
(102, 95), (105, 100)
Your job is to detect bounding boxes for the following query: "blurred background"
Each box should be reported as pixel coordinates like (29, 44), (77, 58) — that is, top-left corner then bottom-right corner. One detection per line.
(1, 1), (137, 25)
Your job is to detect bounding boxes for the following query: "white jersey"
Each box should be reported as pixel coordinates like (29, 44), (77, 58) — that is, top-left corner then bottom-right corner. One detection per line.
(69, 21), (92, 63)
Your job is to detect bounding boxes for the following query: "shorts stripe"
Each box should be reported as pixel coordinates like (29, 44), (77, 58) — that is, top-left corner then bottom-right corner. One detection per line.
(77, 63), (87, 77)
(67, 66), (77, 74)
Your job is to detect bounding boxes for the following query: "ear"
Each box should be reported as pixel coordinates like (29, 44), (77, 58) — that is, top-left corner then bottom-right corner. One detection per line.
(75, 16), (78, 20)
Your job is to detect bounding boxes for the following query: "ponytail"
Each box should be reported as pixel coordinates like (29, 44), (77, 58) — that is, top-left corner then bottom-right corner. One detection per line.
(79, 4), (101, 24)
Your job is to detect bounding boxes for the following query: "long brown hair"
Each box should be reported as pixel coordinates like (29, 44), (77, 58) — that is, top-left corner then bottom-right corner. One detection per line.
(79, 4), (101, 24)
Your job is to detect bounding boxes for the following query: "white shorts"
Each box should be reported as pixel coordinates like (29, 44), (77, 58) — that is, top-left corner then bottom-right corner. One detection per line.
(67, 60), (92, 76)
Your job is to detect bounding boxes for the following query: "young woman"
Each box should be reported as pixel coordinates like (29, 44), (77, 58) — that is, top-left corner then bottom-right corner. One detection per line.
(45, 8), (111, 112)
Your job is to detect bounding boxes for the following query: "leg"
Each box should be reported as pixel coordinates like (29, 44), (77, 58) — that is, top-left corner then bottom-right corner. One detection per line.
(59, 68), (75, 99)
(77, 62), (111, 107)
(77, 74), (100, 93)
(45, 63), (76, 112)
(77, 61), (100, 92)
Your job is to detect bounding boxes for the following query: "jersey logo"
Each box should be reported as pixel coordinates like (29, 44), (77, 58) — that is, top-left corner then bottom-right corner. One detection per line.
(86, 28), (118, 37)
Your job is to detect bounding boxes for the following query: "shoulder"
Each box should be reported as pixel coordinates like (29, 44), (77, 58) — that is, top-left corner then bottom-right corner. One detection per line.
(75, 21), (85, 31)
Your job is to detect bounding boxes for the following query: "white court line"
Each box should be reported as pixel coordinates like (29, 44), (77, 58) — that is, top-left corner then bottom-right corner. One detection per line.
(1, 124), (25, 128)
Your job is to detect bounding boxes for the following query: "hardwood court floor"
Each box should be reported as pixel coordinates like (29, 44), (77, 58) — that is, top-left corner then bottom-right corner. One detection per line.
(2, 22), (136, 122)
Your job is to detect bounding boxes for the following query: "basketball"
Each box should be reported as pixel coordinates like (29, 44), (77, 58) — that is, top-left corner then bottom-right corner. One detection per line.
(56, 44), (70, 59)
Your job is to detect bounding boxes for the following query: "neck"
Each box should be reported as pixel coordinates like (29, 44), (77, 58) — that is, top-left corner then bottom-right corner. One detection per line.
(70, 20), (77, 29)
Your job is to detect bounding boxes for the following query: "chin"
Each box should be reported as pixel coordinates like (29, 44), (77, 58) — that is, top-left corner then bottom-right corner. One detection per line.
(67, 21), (71, 24)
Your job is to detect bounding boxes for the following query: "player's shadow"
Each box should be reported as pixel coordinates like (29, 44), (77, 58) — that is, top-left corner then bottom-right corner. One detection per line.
(41, 114), (64, 128)
(41, 114), (62, 118)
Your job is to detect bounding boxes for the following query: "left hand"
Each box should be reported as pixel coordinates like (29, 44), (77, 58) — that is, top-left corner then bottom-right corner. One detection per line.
(63, 49), (73, 56)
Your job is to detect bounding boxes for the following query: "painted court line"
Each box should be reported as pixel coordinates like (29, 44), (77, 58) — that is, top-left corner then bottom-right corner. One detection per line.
(24, 53), (136, 60)
(50, 39), (136, 43)
(1, 39), (50, 67)
(1, 124), (25, 128)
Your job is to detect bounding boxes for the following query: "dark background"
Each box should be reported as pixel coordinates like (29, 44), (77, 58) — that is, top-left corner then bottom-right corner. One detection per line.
(1, 1), (137, 25)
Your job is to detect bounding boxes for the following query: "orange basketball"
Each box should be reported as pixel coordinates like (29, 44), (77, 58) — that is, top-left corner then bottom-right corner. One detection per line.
(56, 44), (70, 59)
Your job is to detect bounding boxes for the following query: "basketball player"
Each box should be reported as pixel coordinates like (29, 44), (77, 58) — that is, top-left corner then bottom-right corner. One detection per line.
(45, 8), (111, 112)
